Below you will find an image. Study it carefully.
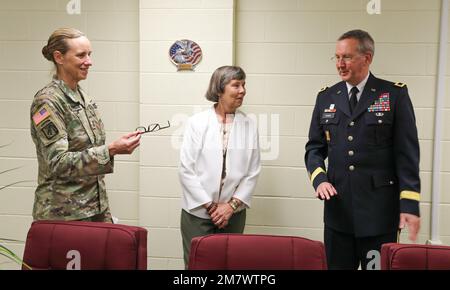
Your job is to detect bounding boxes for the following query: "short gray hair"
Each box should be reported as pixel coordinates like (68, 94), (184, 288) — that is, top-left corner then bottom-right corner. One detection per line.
(205, 66), (246, 102)
(338, 29), (375, 56)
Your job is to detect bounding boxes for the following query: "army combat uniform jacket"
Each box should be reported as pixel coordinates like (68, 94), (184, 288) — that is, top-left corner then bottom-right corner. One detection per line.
(305, 73), (420, 237)
(30, 78), (113, 220)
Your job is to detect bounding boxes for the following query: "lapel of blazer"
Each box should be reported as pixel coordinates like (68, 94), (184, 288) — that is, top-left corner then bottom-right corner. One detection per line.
(352, 73), (379, 119)
(331, 82), (352, 118)
(204, 106), (221, 149)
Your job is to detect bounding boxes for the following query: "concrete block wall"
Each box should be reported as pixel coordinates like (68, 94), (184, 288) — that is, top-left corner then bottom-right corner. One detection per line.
(1, 0), (449, 270)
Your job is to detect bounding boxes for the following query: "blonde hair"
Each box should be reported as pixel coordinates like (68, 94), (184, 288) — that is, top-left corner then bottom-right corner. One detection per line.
(42, 28), (85, 64)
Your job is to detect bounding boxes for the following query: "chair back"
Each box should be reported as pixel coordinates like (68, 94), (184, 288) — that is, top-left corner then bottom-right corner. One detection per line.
(22, 220), (147, 270)
(381, 243), (450, 270)
(188, 233), (327, 270)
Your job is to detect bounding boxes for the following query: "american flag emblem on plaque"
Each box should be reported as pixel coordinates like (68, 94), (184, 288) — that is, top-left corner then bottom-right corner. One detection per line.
(169, 39), (203, 71)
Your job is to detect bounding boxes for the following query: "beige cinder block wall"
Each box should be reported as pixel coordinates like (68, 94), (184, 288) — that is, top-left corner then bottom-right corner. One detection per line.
(0, 0), (140, 269)
(138, 0), (235, 269)
(1, 0), (450, 271)
(236, 0), (448, 246)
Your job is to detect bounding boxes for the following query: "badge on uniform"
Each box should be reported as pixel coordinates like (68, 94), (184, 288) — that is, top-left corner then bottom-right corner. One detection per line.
(33, 105), (51, 126)
(325, 130), (331, 142)
(368, 93), (390, 112)
(41, 121), (59, 139)
(322, 112), (335, 119)
(33, 104), (64, 146)
(324, 104), (336, 113)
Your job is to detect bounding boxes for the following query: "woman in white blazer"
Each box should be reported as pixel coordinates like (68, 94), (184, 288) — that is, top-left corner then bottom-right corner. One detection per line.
(179, 66), (261, 267)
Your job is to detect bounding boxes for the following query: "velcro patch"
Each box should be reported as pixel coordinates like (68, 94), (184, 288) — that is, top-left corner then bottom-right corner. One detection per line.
(32, 104), (51, 126)
(41, 121), (59, 140)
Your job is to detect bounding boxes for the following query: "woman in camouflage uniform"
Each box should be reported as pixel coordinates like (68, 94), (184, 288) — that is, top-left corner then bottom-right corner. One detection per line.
(30, 28), (140, 222)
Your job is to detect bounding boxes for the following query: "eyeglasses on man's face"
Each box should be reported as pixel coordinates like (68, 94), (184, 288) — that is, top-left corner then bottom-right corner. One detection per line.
(136, 120), (171, 134)
(331, 54), (362, 64)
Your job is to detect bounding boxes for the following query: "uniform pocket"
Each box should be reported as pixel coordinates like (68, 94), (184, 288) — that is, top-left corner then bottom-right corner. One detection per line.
(364, 113), (393, 145)
(365, 113), (393, 125)
(320, 113), (340, 125)
(320, 114), (340, 145)
(89, 103), (106, 144)
(372, 173), (397, 188)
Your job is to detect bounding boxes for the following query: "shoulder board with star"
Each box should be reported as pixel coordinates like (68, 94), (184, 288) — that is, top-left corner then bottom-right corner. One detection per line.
(394, 82), (407, 88)
(318, 86), (329, 93)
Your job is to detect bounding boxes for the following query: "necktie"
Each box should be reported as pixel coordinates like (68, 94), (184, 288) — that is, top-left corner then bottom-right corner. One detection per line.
(349, 86), (359, 114)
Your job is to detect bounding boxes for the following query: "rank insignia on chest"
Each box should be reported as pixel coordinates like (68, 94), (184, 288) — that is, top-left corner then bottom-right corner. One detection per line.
(368, 93), (390, 112)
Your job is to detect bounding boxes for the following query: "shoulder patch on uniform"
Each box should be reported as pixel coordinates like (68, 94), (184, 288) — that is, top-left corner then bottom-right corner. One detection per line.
(33, 104), (65, 146)
(394, 82), (407, 88)
(32, 104), (52, 126)
(319, 86), (329, 93)
(40, 120), (60, 140)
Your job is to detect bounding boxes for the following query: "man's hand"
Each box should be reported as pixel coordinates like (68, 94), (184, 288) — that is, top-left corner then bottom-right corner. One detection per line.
(399, 213), (420, 242)
(108, 131), (141, 156)
(316, 182), (338, 200)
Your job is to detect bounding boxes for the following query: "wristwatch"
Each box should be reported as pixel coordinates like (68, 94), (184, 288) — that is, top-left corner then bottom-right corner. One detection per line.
(228, 198), (239, 213)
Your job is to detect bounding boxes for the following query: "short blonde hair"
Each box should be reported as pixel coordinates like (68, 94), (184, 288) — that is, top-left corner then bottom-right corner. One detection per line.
(205, 66), (246, 102)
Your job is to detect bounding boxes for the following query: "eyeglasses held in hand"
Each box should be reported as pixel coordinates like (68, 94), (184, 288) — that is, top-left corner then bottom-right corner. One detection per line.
(136, 121), (171, 134)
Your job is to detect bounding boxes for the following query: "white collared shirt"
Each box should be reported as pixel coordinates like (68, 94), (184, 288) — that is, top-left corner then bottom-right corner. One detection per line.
(346, 72), (370, 101)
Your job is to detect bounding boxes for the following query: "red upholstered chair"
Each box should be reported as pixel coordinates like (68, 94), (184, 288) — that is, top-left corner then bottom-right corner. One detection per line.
(188, 233), (327, 270)
(381, 243), (450, 270)
(22, 220), (147, 270)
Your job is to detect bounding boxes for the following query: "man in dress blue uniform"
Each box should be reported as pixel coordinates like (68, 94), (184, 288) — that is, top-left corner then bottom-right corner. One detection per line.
(305, 29), (421, 270)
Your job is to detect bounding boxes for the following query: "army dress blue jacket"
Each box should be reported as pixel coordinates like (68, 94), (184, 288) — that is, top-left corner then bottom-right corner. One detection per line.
(304, 73), (420, 237)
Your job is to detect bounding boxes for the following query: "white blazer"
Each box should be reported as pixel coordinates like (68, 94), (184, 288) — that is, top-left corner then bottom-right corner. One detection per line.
(179, 106), (261, 219)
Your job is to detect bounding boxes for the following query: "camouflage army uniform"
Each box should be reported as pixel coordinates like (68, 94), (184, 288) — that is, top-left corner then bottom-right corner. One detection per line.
(30, 78), (113, 221)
